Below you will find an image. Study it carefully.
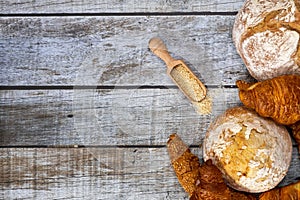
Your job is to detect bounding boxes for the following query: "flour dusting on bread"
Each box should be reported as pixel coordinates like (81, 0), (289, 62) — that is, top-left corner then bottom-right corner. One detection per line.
(233, 0), (300, 80)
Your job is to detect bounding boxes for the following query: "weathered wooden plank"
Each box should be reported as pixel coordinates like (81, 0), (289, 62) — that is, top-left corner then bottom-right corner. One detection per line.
(0, 147), (299, 200)
(0, 147), (189, 199)
(0, 88), (242, 146)
(0, 16), (252, 86)
(0, 0), (243, 14)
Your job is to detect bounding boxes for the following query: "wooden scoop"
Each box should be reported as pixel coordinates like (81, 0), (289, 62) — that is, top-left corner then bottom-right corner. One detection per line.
(149, 37), (207, 102)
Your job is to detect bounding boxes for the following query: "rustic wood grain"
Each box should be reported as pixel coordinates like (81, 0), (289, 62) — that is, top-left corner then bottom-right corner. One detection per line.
(0, 147), (189, 199)
(0, 147), (299, 200)
(0, 0), (243, 14)
(2, 1), (299, 199)
(0, 88), (242, 146)
(0, 16), (253, 86)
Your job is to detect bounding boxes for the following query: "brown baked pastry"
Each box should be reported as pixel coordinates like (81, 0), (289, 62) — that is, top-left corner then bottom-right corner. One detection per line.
(190, 160), (256, 200)
(233, 0), (300, 81)
(167, 134), (256, 200)
(189, 160), (231, 200)
(236, 74), (300, 125)
(259, 181), (300, 200)
(167, 133), (201, 196)
(290, 121), (300, 152)
(203, 107), (292, 193)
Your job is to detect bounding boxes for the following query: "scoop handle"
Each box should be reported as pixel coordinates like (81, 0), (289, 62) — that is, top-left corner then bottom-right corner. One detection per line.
(149, 37), (176, 69)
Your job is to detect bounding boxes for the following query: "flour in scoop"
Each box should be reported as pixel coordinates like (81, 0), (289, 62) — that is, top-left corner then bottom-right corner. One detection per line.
(170, 64), (206, 102)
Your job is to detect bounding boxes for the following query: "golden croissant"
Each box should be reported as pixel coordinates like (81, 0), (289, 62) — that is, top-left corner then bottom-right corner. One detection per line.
(259, 181), (300, 200)
(291, 121), (300, 152)
(236, 75), (300, 125)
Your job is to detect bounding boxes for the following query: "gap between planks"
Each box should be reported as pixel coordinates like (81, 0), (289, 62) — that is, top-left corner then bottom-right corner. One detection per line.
(0, 85), (237, 90)
(0, 11), (238, 17)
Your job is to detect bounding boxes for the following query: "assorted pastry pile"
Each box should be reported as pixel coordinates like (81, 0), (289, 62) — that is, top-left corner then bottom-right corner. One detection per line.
(167, 134), (299, 200)
(163, 0), (300, 199)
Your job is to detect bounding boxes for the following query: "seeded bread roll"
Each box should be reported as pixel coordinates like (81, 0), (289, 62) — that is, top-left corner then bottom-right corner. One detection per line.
(233, 0), (300, 81)
(203, 107), (292, 193)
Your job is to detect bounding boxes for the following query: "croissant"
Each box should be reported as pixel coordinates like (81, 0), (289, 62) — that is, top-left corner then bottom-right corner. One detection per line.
(190, 160), (256, 200)
(167, 134), (256, 200)
(290, 121), (300, 152)
(259, 181), (300, 200)
(236, 74), (300, 125)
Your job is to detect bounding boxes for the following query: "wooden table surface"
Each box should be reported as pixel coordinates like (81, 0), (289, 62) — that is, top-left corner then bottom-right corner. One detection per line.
(0, 1), (299, 199)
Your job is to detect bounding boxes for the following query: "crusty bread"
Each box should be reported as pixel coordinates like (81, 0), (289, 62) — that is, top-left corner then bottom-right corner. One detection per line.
(203, 107), (292, 193)
(233, 0), (300, 81)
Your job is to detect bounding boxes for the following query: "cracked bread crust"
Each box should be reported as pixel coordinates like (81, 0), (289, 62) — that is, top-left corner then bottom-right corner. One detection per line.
(203, 107), (292, 193)
(233, 0), (300, 81)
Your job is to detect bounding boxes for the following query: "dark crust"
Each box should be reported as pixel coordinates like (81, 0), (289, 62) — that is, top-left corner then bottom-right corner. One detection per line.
(167, 133), (201, 196)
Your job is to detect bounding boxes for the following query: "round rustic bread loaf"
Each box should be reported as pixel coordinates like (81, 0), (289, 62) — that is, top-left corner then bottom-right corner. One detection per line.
(233, 0), (300, 81)
(203, 107), (292, 193)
